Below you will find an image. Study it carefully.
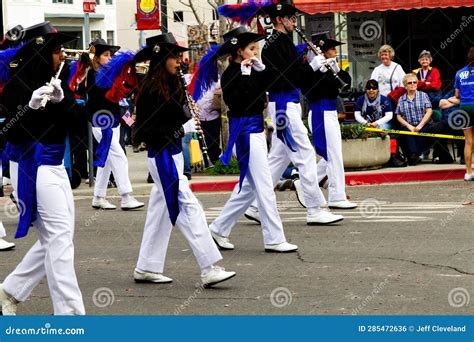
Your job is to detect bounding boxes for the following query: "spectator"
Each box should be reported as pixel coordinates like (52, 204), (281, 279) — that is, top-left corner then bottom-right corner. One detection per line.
(354, 79), (393, 128)
(371, 45), (406, 96)
(454, 47), (474, 183)
(413, 50), (442, 109)
(396, 73), (452, 165)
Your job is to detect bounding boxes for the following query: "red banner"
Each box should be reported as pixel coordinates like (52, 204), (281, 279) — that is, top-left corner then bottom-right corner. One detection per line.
(136, 0), (160, 30)
(83, 1), (97, 13)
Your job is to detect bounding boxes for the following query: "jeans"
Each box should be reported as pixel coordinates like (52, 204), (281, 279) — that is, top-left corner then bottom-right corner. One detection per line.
(398, 122), (450, 158)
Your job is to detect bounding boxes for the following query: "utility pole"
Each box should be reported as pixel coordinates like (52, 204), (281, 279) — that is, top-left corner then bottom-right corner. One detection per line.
(160, 0), (168, 33)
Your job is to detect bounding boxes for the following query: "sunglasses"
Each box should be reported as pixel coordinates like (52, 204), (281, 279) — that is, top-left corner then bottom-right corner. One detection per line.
(366, 87), (378, 90)
(406, 81), (417, 85)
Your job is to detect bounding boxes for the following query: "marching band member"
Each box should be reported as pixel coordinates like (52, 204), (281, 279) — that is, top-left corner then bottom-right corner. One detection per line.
(241, 0), (343, 225)
(0, 22), (85, 315)
(202, 27), (298, 252)
(133, 33), (236, 287)
(303, 32), (357, 209)
(85, 38), (144, 210)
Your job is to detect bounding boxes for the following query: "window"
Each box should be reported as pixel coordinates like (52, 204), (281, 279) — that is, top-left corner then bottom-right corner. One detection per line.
(212, 10), (218, 21)
(96, 0), (100, 4)
(106, 0), (113, 4)
(91, 31), (102, 40)
(52, 0), (73, 3)
(173, 11), (184, 22)
(106, 31), (114, 45)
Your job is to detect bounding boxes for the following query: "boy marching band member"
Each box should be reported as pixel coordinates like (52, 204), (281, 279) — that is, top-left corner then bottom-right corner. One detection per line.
(84, 38), (144, 210)
(0, 22), (85, 315)
(202, 27), (298, 252)
(303, 32), (357, 209)
(133, 33), (236, 287)
(242, 0), (343, 225)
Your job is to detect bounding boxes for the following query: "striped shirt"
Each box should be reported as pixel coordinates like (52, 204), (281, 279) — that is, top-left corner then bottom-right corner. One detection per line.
(395, 91), (432, 125)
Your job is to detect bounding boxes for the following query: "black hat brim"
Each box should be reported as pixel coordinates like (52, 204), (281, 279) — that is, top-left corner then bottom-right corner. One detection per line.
(318, 39), (344, 51)
(134, 43), (190, 63)
(14, 32), (78, 59)
(215, 32), (265, 58)
(92, 43), (121, 56)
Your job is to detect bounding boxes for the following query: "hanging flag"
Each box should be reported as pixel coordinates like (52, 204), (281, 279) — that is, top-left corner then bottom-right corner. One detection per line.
(136, 0), (160, 30)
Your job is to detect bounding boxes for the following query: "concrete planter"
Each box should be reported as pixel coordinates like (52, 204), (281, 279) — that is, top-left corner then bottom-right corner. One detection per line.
(342, 137), (390, 170)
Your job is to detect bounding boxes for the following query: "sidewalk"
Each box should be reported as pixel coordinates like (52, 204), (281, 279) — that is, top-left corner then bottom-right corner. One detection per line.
(71, 147), (467, 196)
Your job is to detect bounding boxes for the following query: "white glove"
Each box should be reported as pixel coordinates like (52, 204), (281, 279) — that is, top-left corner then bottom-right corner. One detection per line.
(49, 78), (64, 104)
(28, 86), (54, 110)
(241, 63), (252, 76)
(326, 57), (340, 73)
(309, 55), (326, 72)
(250, 58), (266, 72)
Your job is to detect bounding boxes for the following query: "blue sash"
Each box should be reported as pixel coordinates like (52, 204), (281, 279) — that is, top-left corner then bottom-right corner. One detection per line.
(93, 112), (121, 168)
(148, 141), (182, 226)
(15, 143), (65, 239)
(220, 115), (264, 192)
(309, 99), (337, 161)
(268, 89), (300, 152)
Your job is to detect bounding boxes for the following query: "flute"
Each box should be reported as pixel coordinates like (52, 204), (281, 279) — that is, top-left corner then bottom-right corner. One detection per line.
(176, 67), (214, 169)
(294, 27), (348, 89)
(40, 60), (65, 109)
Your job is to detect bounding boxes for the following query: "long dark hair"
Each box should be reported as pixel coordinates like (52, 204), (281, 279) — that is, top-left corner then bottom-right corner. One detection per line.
(467, 47), (474, 77)
(136, 55), (183, 104)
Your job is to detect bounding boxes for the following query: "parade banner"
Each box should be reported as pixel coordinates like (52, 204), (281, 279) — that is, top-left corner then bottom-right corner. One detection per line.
(136, 0), (160, 30)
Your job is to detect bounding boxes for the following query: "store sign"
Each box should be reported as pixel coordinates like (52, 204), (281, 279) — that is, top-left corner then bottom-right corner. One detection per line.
(136, 0), (160, 30)
(83, 1), (97, 13)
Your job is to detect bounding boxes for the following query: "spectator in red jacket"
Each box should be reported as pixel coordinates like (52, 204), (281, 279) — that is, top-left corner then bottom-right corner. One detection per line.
(413, 50), (442, 109)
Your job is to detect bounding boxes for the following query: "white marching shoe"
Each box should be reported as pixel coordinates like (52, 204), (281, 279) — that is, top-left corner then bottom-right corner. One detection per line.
(201, 266), (236, 287)
(133, 269), (173, 283)
(92, 197), (116, 210)
(210, 230), (234, 250)
(293, 179), (306, 208)
(0, 238), (15, 251)
(121, 196), (145, 210)
(0, 284), (18, 315)
(244, 206), (261, 224)
(307, 209), (344, 225)
(328, 200), (358, 209)
(264, 241), (298, 253)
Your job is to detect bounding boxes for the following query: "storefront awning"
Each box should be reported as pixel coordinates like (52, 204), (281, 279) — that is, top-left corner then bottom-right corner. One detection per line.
(294, 0), (474, 14)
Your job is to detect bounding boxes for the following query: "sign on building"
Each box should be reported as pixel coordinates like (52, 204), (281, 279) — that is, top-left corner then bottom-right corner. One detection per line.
(136, 0), (160, 30)
(83, 1), (97, 13)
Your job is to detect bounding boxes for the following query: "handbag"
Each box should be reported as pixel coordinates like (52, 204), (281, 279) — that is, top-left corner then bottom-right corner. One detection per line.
(189, 133), (203, 165)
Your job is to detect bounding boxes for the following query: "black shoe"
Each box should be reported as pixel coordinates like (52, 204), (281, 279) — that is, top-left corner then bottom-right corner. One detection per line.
(408, 155), (421, 166)
(387, 154), (407, 167)
(132, 146), (140, 153)
(184, 172), (192, 181)
(433, 155), (454, 164)
(276, 179), (293, 191)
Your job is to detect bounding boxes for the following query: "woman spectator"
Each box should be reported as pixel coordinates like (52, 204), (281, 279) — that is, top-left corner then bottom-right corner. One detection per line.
(413, 50), (442, 109)
(354, 79), (393, 128)
(454, 47), (474, 183)
(371, 45), (406, 96)
(396, 73), (452, 166)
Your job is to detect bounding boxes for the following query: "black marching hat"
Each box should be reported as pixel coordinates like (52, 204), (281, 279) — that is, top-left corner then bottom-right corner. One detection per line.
(215, 26), (265, 58)
(90, 38), (120, 56)
(258, 0), (305, 18)
(311, 31), (344, 51)
(13, 22), (78, 59)
(134, 32), (190, 63)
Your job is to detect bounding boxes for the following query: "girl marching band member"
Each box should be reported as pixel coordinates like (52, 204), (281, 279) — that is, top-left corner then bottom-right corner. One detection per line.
(133, 33), (236, 287)
(231, 0), (343, 225)
(0, 22), (85, 315)
(84, 38), (144, 210)
(303, 32), (357, 209)
(204, 27), (297, 253)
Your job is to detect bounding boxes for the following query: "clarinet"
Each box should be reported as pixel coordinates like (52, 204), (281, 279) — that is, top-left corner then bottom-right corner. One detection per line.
(294, 27), (348, 89)
(40, 61), (65, 109)
(176, 67), (214, 169)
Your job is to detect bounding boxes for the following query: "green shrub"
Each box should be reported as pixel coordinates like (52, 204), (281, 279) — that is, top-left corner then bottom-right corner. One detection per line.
(340, 123), (387, 140)
(205, 157), (241, 175)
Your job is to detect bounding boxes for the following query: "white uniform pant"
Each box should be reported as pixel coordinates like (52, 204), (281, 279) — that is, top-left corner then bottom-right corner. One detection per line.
(251, 102), (327, 209)
(3, 164), (85, 315)
(136, 153), (222, 273)
(210, 132), (286, 245)
(309, 109), (347, 202)
(92, 126), (133, 197)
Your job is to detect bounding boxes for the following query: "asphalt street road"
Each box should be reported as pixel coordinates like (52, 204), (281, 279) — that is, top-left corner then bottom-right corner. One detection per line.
(1, 181), (473, 315)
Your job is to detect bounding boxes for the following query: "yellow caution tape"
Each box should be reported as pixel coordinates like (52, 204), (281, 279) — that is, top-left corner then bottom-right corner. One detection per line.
(364, 127), (465, 140)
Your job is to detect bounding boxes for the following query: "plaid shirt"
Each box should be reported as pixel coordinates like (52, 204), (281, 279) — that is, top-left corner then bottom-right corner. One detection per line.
(395, 91), (432, 125)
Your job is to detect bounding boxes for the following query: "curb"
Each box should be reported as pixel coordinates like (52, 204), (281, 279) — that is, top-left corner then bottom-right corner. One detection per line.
(189, 168), (466, 192)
